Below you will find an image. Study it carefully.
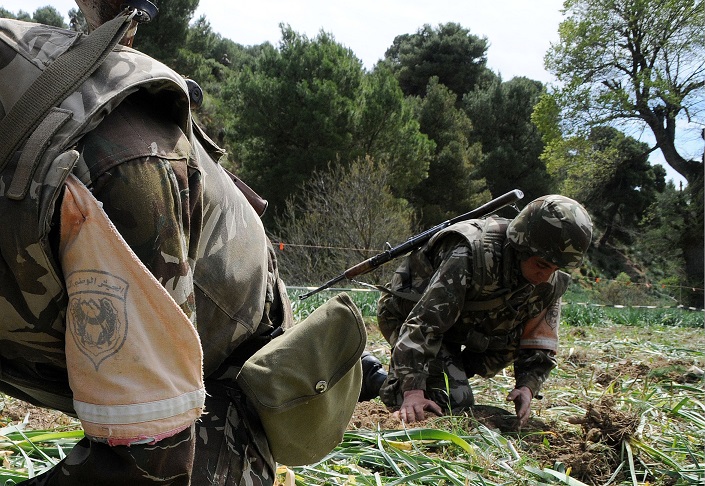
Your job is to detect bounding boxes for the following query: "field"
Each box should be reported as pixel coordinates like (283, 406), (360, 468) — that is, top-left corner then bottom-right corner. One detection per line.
(1, 290), (704, 485)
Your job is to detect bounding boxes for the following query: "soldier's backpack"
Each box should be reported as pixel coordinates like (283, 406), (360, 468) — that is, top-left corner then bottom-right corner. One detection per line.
(0, 9), (202, 410)
(0, 7), (363, 465)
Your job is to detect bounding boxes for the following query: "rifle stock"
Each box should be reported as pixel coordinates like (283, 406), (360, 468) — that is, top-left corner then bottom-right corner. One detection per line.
(298, 189), (524, 300)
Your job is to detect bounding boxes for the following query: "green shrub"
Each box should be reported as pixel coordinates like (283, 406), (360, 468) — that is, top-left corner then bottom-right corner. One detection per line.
(287, 288), (380, 321)
(562, 303), (703, 328)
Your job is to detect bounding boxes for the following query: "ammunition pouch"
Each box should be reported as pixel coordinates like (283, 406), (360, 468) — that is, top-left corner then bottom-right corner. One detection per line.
(237, 293), (366, 466)
(463, 329), (514, 353)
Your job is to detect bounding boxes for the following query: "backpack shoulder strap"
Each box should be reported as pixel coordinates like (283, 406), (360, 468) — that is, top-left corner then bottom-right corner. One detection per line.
(0, 12), (135, 192)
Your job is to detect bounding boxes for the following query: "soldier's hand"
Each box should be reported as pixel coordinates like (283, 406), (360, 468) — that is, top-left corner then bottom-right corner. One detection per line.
(506, 386), (533, 427)
(394, 389), (442, 423)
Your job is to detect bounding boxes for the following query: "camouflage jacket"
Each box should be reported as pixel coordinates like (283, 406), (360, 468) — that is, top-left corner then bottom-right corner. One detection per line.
(0, 18), (287, 434)
(378, 216), (570, 395)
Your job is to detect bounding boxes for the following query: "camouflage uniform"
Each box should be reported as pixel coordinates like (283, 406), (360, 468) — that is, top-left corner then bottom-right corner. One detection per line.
(377, 216), (571, 411)
(0, 19), (289, 485)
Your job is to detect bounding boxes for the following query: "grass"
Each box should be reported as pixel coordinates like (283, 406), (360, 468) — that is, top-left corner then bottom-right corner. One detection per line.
(284, 289), (705, 485)
(289, 287), (381, 320)
(1, 288), (703, 484)
(279, 313), (705, 485)
(561, 303), (703, 328)
(0, 419), (83, 484)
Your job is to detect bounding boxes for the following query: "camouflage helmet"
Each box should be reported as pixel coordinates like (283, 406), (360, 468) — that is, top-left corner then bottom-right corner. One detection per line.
(506, 195), (592, 269)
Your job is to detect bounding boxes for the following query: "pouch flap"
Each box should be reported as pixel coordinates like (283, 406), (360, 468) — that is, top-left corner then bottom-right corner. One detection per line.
(237, 292), (365, 413)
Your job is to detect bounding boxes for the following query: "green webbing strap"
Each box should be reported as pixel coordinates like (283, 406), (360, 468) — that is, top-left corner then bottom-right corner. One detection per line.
(463, 296), (507, 312)
(0, 12), (135, 174)
(376, 285), (422, 303)
(6, 108), (73, 200)
(377, 283), (523, 312)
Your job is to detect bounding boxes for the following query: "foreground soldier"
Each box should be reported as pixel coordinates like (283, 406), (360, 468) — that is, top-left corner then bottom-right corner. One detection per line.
(369, 195), (592, 425)
(0, 1), (291, 484)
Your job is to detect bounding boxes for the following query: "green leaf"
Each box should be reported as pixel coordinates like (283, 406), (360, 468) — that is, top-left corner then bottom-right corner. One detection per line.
(380, 428), (477, 456)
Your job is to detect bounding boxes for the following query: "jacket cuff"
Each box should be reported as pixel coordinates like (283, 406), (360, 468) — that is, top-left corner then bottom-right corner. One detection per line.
(400, 373), (427, 394)
(515, 379), (539, 399)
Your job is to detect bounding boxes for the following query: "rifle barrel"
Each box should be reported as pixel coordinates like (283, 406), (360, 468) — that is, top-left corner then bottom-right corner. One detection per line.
(298, 189), (524, 300)
(298, 274), (346, 300)
(448, 189), (523, 225)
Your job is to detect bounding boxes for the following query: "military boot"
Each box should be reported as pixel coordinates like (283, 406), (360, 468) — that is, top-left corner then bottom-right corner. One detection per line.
(358, 352), (388, 402)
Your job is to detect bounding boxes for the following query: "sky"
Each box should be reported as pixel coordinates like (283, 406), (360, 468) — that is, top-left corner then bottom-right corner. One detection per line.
(1, 0), (697, 185)
(1, 0), (566, 81)
(193, 0), (565, 83)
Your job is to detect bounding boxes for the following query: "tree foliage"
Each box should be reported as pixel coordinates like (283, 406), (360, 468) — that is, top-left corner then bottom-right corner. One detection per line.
(181, 15), (254, 73)
(410, 78), (489, 227)
(31, 6), (66, 28)
(352, 66), (435, 197)
(633, 182), (687, 282)
(68, 8), (88, 33)
(545, 0), (704, 184)
(544, 0), (704, 292)
(557, 127), (664, 247)
(133, 0), (200, 65)
(0, 4), (696, 299)
(384, 22), (494, 99)
(464, 76), (553, 201)
(228, 25), (432, 220)
(0, 6), (66, 27)
(228, 26), (363, 217)
(170, 15), (258, 149)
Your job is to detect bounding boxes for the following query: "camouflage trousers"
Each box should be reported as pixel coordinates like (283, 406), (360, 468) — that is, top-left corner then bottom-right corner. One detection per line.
(18, 381), (273, 486)
(379, 342), (475, 412)
(192, 380), (275, 486)
(18, 428), (196, 485)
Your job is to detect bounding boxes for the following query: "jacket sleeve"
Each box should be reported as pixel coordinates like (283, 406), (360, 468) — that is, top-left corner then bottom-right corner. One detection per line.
(513, 348), (557, 397)
(514, 299), (562, 395)
(389, 237), (473, 393)
(51, 157), (202, 484)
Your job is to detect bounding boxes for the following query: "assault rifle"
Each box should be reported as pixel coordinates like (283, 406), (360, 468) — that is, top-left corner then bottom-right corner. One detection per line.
(298, 189), (524, 300)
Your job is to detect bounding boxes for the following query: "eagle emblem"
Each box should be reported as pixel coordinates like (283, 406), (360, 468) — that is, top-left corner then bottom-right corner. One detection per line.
(66, 270), (129, 370)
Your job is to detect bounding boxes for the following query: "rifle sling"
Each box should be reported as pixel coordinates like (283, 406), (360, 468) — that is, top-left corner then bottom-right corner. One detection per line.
(7, 108), (73, 200)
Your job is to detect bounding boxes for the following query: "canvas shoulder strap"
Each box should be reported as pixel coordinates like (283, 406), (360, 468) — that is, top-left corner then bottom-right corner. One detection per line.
(0, 12), (135, 184)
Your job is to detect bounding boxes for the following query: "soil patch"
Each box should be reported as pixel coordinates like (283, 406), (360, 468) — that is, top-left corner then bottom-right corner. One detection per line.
(349, 397), (640, 485)
(0, 396), (76, 431)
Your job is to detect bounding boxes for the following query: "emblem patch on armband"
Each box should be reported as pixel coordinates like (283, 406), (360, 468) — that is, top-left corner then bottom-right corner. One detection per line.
(545, 304), (560, 330)
(66, 270), (129, 370)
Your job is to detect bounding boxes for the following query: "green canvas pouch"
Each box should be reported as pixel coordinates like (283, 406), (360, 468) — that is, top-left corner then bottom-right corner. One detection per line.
(236, 292), (366, 466)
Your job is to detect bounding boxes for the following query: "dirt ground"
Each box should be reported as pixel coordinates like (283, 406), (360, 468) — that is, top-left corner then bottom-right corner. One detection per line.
(0, 396), (76, 431)
(2, 323), (703, 485)
(350, 396), (640, 484)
